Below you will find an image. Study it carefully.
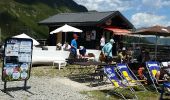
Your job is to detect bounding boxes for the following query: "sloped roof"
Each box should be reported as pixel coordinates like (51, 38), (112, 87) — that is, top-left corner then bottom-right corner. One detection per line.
(39, 11), (115, 23)
(39, 11), (134, 29)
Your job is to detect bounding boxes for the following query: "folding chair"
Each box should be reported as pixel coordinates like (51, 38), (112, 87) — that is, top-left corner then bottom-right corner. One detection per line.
(104, 66), (138, 100)
(117, 63), (146, 91)
(146, 61), (169, 92)
(160, 82), (170, 100)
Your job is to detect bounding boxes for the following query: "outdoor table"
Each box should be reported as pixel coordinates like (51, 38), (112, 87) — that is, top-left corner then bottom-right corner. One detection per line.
(73, 62), (108, 73)
(72, 62), (109, 84)
(66, 58), (88, 64)
(74, 62), (108, 66)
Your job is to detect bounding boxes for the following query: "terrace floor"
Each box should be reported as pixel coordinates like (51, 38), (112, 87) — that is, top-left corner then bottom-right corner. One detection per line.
(0, 65), (170, 100)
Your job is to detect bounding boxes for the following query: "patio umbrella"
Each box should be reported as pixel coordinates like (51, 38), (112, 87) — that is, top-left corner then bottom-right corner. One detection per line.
(134, 25), (169, 35)
(50, 24), (83, 42)
(13, 33), (40, 46)
(133, 25), (170, 60)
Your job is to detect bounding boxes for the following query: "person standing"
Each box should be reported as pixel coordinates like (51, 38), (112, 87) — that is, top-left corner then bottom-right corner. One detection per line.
(70, 33), (78, 59)
(102, 39), (115, 64)
(100, 35), (105, 50)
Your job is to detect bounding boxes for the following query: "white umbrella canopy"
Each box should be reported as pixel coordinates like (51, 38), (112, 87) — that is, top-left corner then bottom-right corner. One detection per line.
(13, 33), (40, 46)
(50, 24), (83, 34)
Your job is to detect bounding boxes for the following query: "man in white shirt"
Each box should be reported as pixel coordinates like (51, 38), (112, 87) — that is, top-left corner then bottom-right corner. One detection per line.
(100, 35), (105, 50)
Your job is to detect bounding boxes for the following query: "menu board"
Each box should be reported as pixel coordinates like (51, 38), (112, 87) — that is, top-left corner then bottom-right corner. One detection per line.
(2, 38), (33, 82)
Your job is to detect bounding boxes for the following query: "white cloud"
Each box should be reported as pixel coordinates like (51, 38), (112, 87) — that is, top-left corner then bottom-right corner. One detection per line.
(142, 0), (162, 8)
(74, 0), (133, 11)
(131, 13), (170, 28)
(74, 0), (170, 12)
(74, 0), (170, 27)
(162, 0), (170, 6)
(142, 0), (170, 8)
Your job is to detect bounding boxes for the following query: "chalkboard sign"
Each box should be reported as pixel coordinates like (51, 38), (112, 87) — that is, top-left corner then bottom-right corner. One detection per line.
(2, 38), (33, 82)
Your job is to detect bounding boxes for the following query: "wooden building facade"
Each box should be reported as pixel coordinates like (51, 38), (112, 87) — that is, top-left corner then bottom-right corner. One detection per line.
(39, 11), (135, 50)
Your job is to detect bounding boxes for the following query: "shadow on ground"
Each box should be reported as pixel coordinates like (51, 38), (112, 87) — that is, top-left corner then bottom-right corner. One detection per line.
(0, 86), (34, 98)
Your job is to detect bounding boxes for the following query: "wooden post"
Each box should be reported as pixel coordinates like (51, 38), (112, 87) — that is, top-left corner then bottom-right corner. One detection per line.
(4, 82), (7, 92)
(24, 80), (27, 90)
(155, 35), (158, 60)
(160, 85), (164, 100)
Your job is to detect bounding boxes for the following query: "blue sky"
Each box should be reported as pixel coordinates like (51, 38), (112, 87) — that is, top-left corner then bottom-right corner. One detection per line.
(74, 0), (170, 28)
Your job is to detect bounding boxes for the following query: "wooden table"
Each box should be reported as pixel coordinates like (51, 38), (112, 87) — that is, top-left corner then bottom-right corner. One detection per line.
(70, 62), (110, 84)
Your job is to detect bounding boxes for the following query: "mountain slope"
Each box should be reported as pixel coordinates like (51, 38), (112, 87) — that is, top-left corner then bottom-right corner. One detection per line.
(0, 0), (87, 40)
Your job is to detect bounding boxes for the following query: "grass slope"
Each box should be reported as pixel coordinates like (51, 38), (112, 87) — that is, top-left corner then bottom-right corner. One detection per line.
(0, 0), (87, 40)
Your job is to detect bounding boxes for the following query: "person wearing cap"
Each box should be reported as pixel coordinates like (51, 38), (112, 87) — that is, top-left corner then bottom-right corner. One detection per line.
(102, 39), (115, 64)
(70, 33), (78, 58)
(117, 47), (128, 63)
(79, 46), (86, 58)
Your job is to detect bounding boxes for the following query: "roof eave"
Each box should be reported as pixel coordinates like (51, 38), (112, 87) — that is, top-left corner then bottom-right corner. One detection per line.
(39, 22), (99, 27)
(97, 11), (135, 29)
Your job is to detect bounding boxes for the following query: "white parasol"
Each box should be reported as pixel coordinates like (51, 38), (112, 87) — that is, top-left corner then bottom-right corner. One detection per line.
(13, 33), (40, 46)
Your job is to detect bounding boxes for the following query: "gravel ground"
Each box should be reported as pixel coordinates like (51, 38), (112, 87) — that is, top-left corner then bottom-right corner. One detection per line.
(0, 71), (90, 100)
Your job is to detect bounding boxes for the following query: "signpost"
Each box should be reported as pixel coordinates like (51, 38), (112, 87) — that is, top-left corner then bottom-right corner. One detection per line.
(2, 38), (33, 91)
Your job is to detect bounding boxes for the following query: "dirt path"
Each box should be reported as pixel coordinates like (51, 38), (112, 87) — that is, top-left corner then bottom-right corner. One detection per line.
(0, 76), (90, 100)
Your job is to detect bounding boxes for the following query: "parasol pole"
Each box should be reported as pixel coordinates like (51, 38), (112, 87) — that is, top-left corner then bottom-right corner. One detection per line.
(154, 35), (158, 60)
(138, 34), (141, 45)
(65, 32), (67, 43)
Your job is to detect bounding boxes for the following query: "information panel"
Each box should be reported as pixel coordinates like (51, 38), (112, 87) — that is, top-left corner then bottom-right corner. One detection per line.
(2, 38), (33, 82)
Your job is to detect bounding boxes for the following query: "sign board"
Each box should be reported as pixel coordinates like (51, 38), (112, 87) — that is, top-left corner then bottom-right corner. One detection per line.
(2, 38), (33, 82)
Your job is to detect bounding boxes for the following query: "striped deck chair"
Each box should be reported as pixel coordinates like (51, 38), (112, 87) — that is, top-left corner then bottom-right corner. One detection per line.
(104, 66), (138, 100)
(117, 63), (146, 91)
(160, 82), (170, 99)
(146, 61), (169, 92)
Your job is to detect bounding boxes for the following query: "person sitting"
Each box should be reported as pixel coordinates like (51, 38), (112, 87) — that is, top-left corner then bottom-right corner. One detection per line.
(62, 42), (71, 51)
(155, 67), (168, 82)
(56, 43), (62, 50)
(117, 48), (127, 63)
(117, 49), (123, 63)
(138, 65), (148, 84)
(138, 66), (146, 80)
(122, 47), (128, 62)
(79, 46), (86, 58)
(137, 64), (167, 85)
